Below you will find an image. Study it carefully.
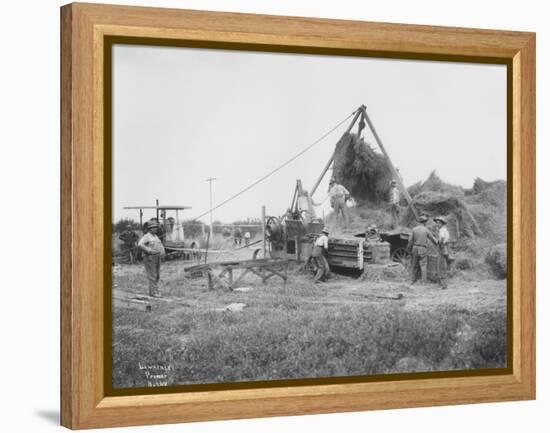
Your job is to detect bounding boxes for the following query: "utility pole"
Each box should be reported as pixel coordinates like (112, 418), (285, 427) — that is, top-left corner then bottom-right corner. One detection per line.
(206, 177), (217, 239)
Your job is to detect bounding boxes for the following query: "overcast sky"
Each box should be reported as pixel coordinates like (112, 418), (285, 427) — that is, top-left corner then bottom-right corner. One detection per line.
(112, 44), (506, 223)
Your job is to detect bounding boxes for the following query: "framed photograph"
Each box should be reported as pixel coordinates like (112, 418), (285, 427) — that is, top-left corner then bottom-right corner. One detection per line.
(61, 3), (535, 429)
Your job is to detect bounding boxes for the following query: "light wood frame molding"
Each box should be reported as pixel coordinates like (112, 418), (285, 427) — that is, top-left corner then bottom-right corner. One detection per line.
(60, 2), (535, 429)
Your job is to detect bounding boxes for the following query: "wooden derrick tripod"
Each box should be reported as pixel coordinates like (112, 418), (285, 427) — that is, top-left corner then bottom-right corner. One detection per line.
(310, 104), (419, 219)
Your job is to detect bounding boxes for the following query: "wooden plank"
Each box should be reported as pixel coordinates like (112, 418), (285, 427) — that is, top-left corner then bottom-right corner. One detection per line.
(185, 258), (288, 272)
(230, 268), (251, 288)
(208, 270), (231, 291)
(263, 266), (288, 281)
(247, 267), (265, 280)
(227, 268), (233, 287)
(113, 296), (152, 312)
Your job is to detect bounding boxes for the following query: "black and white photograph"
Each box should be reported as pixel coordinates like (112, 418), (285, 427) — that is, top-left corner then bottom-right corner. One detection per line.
(110, 44), (507, 389)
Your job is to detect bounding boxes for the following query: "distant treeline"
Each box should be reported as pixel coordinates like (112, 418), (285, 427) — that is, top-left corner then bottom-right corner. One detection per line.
(112, 217), (263, 239)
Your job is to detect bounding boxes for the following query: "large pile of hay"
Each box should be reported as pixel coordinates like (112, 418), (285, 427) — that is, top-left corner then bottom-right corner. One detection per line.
(403, 173), (481, 238)
(408, 171), (465, 198)
(332, 133), (393, 204)
(465, 179), (506, 243)
(485, 244), (507, 279)
(468, 177), (505, 196)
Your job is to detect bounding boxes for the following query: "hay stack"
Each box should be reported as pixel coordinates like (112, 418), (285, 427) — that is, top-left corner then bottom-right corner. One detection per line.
(332, 133), (393, 204)
(403, 172), (481, 238)
(485, 244), (507, 279)
(469, 177), (505, 195)
(415, 171), (465, 197)
(403, 191), (481, 238)
(466, 179), (506, 243)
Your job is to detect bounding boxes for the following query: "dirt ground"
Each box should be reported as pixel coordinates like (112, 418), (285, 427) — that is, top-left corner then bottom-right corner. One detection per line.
(113, 249), (506, 315)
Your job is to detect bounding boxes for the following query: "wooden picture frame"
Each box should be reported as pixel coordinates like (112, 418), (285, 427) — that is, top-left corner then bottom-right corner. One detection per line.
(60, 2), (535, 429)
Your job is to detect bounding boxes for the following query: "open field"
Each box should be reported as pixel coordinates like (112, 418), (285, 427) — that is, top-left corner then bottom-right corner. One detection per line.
(112, 253), (507, 389)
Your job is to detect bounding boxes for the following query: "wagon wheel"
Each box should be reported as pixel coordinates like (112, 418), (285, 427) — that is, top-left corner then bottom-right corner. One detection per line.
(392, 247), (411, 269)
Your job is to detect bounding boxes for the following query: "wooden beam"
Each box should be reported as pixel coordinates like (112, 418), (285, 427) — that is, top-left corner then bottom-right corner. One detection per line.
(362, 107), (419, 219)
(310, 107), (363, 197)
(113, 296), (151, 312)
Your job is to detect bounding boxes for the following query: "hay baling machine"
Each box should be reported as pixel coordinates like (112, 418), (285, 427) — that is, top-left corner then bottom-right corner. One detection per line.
(263, 104), (417, 273)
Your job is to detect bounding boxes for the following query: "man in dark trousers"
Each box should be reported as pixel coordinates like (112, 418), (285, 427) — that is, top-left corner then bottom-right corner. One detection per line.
(311, 227), (330, 283)
(138, 219), (166, 297)
(407, 215), (437, 285)
(233, 227), (243, 246)
(119, 224), (139, 264)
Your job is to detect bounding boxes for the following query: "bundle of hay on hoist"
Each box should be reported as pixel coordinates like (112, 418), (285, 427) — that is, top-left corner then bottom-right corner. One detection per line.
(332, 132), (393, 204)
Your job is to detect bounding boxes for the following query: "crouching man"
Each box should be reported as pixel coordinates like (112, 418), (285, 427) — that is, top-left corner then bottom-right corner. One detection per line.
(311, 227), (330, 283)
(138, 219), (166, 297)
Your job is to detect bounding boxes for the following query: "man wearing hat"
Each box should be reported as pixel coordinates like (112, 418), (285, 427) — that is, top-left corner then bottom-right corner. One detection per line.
(365, 224), (381, 242)
(389, 180), (400, 228)
(311, 227), (330, 282)
(434, 216), (452, 289)
(148, 217), (166, 242)
(138, 219), (166, 297)
(119, 224), (139, 264)
(407, 215), (437, 285)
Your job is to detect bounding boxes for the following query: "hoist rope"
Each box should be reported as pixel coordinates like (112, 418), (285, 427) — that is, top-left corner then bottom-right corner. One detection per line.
(191, 111), (356, 221)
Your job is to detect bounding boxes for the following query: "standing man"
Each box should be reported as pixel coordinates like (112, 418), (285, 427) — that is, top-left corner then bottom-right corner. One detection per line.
(434, 216), (452, 290)
(407, 215), (437, 285)
(138, 219), (166, 297)
(244, 231), (251, 246)
(234, 227), (243, 246)
(389, 179), (401, 228)
(311, 227), (330, 283)
(119, 224), (139, 264)
(329, 179), (350, 229)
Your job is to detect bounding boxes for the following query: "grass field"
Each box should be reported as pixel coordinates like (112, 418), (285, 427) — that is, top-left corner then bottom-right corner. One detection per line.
(112, 255), (507, 389)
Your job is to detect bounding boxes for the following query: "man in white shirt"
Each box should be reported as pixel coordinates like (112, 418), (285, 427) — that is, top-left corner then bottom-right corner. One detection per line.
(389, 180), (400, 228)
(434, 216), (451, 290)
(138, 219), (166, 297)
(329, 180), (350, 229)
(311, 227), (330, 283)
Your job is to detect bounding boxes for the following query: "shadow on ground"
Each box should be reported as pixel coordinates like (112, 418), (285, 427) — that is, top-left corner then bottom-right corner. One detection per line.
(34, 409), (59, 425)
